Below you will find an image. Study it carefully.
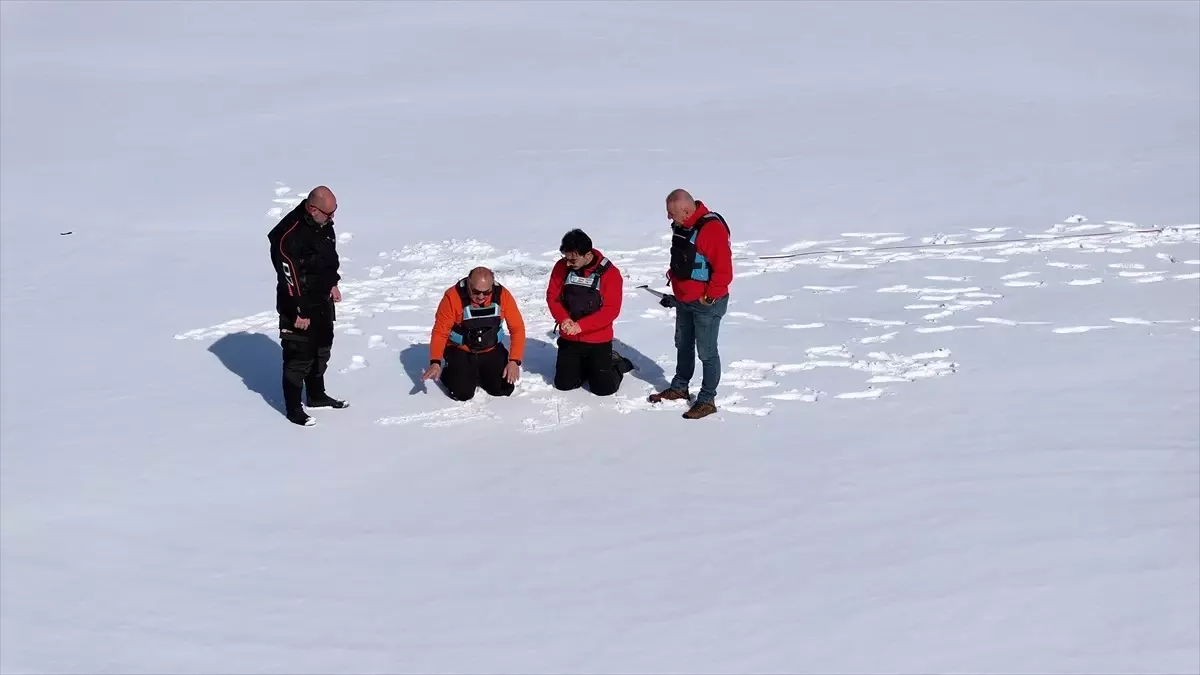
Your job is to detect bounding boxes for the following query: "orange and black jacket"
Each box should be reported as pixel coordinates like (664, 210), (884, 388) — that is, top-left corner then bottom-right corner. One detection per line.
(428, 283), (526, 364)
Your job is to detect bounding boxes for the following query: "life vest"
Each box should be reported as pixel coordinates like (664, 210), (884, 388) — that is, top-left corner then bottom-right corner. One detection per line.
(449, 279), (506, 352)
(561, 256), (612, 320)
(669, 212), (730, 282)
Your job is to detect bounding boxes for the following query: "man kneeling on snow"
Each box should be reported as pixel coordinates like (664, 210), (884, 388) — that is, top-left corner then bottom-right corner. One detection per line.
(546, 229), (633, 396)
(421, 267), (526, 400)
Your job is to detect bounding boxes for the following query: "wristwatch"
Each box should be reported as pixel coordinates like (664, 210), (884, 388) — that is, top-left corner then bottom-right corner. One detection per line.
(510, 359), (522, 366)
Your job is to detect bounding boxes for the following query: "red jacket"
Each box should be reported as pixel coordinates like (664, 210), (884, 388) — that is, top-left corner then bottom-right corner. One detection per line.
(667, 201), (734, 303)
(546, 249), (623, 344)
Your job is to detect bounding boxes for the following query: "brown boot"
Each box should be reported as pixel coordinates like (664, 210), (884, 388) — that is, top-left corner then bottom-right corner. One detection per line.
(682, 401), (718, 419)
(647, 387), (689, 403)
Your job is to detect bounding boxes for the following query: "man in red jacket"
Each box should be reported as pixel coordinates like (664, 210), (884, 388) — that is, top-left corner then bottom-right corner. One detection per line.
(647, 189), (734, 419)
(546, 229), (634, 396)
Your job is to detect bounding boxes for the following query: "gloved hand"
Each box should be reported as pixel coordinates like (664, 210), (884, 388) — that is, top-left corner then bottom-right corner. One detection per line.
(659, 295), (676, 308)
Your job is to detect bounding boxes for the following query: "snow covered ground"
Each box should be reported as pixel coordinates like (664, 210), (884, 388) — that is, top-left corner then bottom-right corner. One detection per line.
(2, 1), (1198, 673)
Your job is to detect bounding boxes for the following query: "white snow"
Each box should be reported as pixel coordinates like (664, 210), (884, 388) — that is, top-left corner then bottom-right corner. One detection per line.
(2, 2), (1199, 673)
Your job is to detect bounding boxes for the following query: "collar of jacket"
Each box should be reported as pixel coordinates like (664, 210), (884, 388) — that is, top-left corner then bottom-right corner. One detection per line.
(573, 249), (606, 275)
(681, 201), (712, 228)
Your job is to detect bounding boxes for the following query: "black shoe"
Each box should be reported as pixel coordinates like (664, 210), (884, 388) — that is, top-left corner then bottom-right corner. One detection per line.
(612, 350), (634, 375)
(287, 409), (315, 426)
(306, 395), (349, 409)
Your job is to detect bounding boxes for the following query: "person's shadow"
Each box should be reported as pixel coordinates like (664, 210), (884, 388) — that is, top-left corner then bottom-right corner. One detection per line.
(399, 343), (449, 396)
(613, 337), (669, 392)
(207, 332), (286, 415)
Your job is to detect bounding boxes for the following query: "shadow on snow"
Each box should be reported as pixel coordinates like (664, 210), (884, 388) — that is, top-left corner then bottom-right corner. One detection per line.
(207, 331), (286, 416)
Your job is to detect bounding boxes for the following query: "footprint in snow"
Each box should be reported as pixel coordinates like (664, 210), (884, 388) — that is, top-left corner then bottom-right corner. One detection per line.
(377, 401), (497, 428)
(848, 317), (907, 327)
(859, 332), (899, 345)
(835, 388), (886, 400)
(914, 325), (982, 333)
(522, 396), (587, 434)
(802, 285), (856, 294)
(339, 355), (368, 372)
(715, 393), (773, 416)
(763, 389), (821, 402)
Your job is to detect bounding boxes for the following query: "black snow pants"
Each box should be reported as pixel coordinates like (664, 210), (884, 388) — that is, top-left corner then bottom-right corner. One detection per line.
(554, 338), (623, 396)
(441, 344), (515, 401)
(281, 318), (334, 413)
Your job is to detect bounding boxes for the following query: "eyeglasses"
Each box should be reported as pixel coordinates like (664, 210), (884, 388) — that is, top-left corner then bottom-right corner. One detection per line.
(469, 287), (492, 297)
(310, 204), (336, 219)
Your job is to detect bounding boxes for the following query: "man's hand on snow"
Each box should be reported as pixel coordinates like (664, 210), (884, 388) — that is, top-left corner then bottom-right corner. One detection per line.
(503, 361), (520, 384)
(422, 362), (441, 380)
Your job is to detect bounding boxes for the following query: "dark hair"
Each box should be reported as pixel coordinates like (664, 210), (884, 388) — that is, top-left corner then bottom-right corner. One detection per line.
(559, 229), (593, 255)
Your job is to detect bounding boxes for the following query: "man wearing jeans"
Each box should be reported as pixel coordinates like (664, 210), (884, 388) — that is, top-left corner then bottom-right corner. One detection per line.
(648, 189), (734, 419)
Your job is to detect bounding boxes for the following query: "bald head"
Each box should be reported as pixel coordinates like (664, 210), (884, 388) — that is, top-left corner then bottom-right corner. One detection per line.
(666, 188), (693, 206)
(468, 267), (494, 286)
(305, 185), (337, 225)
(464, 267), (496, 305)
(666, 188), (696, 225)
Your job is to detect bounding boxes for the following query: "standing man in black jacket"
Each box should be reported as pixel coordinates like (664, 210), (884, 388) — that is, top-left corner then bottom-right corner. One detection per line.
(267, 186), (348, 426)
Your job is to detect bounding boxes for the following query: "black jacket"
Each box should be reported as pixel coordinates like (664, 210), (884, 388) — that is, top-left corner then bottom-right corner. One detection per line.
(268, 200), (341, 324)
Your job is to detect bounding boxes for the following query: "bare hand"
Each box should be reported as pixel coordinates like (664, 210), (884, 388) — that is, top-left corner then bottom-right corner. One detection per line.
(503, 361), (520, 384)
(560, 319), (580, 336)
(331, 286), (342, 302)
(422, 363), (441, 380)
(294, 316), (311, 330)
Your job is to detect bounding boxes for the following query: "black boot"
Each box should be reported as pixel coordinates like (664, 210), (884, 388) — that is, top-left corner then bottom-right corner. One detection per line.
(306, 394), (349, 409)
(287, 408), (315, 426)
(304, 344), (347, 408)
(612, 349), (634, 375)
(282, 377), (312, 425)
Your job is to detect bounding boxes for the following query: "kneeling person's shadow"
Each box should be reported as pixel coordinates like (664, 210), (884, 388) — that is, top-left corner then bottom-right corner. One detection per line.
(399, 343), (449, 396)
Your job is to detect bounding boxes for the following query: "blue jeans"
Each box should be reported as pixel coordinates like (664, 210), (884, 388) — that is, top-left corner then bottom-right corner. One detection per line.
(669, 295), (729, 404)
